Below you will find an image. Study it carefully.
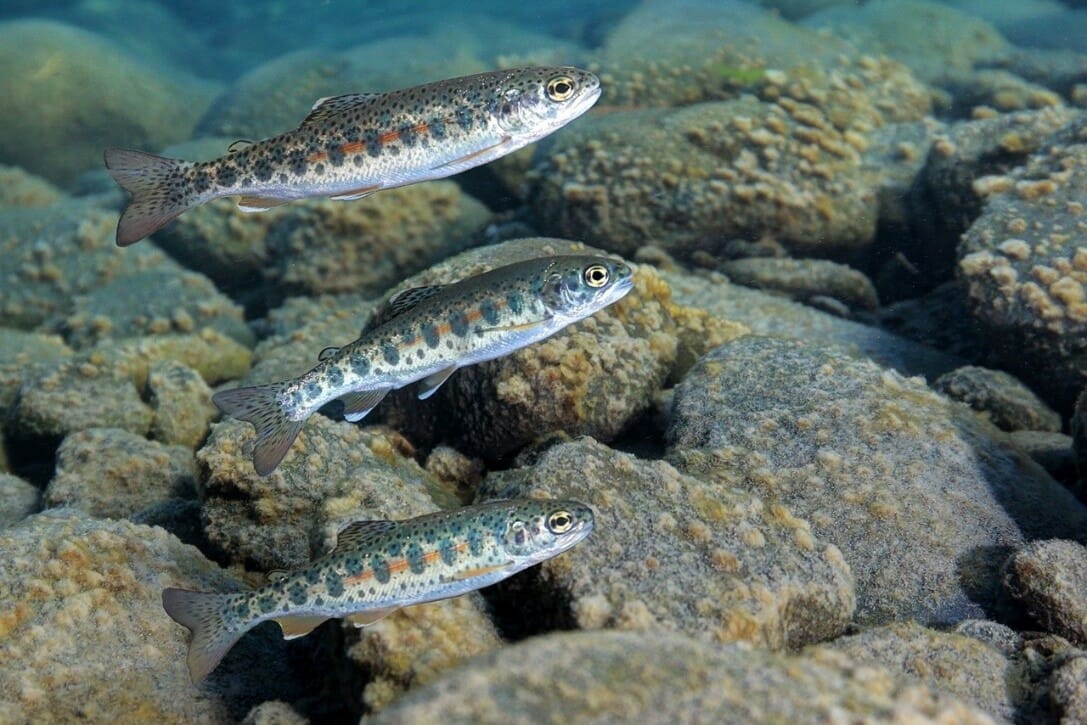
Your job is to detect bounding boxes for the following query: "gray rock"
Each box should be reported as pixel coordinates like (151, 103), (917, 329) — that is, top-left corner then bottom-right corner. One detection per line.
(1007, 430), (1078, 485)
(666, 335), (1087, 625)
(242, 700), (308, 725)
(720, 257), (879, 312)
(1075, 387), (1087, 494)
(987, 48), (1087, 100)
(1050, 653), (1087, 724)
(368, 630), (992, 723)
(877, 282), (988, 361)
(147, 360), (217, 450)
(803, 0), (1010, 84)
(480, 438), (855, 650)
(45, 428), (196, 518)
(0, 328), (71, 419)
(52, 269), (253, 349)
(958, 114), (1087, 409)
(814, 620), (1035, 723)
(0, 473), (38, 527)
(954, 618), (1025, 657)
(0, 509), (279, 721)
(0, 165), (65, 209)
(938, 69), (1064, 118)
(1004, 539), (1087, 646)
(662, 269), (964, 380)
(198, 417), (440, 571)
(935, 365), (1062, 432)
(0, 20), (215, 185)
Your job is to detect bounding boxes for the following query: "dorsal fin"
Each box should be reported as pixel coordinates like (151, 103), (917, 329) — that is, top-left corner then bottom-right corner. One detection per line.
(302, 93), (381, 127)
(370, 284), (447, 328)
(333, 519), (398, 552)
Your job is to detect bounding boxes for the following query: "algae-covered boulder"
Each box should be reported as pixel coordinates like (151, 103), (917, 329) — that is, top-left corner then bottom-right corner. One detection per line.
(0, 166), (66, 209)
(0, 473), (38, 528)
(45, 428), (196, 518)
(147, 359), (218, 450)
(0, 20), (215, 185)
(934, 365), (1061, 432)
(369, 630), (992, 723)
(480, 438), (855, 650)
(0, 510), (279, 721)
(1003, 539), (1087, 646)
(666, 335), (1087, 625)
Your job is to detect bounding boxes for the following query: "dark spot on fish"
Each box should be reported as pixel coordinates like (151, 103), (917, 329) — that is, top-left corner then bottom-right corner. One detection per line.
(288, 582), (308, 605)
(254, 159), (274, 182)
(328, 144), (345, 166)
(399, 124), (416, 147)
(480, 299), (500, 325)
(351, 356), (371, 376)
(193, 169), (213, 193)
(423, 324), (440, 349)
(279, 173), (289, 184)
(304, 381), (322, 398)
(429, 116), (446, 140)
(372, 556), (390, 584)
(455, 107), (474, 130)
(439, 538), (457, 566)
(506, 291), (524, 315)
(313, 597), (324, 607)
(289, 150), (308, 176)
(314, 163), (325, 175)
(406, 543), (426, 574)
(383, 344), (400, 365)
(217, 163), (238, 187)
(306, 569), (321, 585)
(449, 311), (470, 338)
(257, 594), (276, 613)
(467, 529), (485, 557)
(365, 129), (381, 157)
(326, 367), (344, 387)
(325, 571), (345, 598)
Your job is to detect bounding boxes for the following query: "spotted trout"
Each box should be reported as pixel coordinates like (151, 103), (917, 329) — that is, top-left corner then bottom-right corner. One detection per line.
(103, 66), (600, 246)
(213, 255), (633, 475)
(163, 498), (593, 684)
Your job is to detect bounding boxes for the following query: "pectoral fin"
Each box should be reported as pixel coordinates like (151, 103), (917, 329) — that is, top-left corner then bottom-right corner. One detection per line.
(274, 615), (329, 639)
(340, 388), (391, 422)
(237, 196), (291, 212)
(345, 606), (399, 628)
(329, 184), (381, 201)
(416, 365), (457, 400)
(476, 318), (551, 335)
(453, 563), (511, 581)
(431, 135), (513, 171)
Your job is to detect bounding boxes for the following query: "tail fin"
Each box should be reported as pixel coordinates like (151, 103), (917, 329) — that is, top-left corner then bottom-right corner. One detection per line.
(103, 147), (196, 246)
(162, 587), (249, 684)
(212, 383), (304, 476)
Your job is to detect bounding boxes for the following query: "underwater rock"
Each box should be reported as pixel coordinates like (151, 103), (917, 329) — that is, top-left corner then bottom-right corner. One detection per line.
(939, 69), (1064, 118)
(0, 201), (175, 330)
(877, 282), (989, 362)
(720, 257), (879, 312)
(666, 335), (1087, 625)
(265, 184), (491, 299)
(812, 620), (1035, 723)
(0, 328), (71, 419)
(52, 269), (253, 349)
(934, 365), (1062, 432)
(0, 20), (215, 186)
(0, 473), (38, 528)
(377, 238), (741, 461)
(86, 330), (253, 389)
(1050, 652), (1087, 723)
(340, 593), (502, 713)
(480, 437), (856, 649)
(1007, 430), (1079, 486)
(198, 417), (439, 571)
(593, 0), (930, 125)
(242, 700), (309, 725)
(958, 114), (1087, 409)
(11, 357), (153, 439)
(45, 428), (196, 519)
(147, 359), (217, 450)
(989, 47), (1087, 103)
(0, 509), (275, 721)
(662, 269), (963, 380)
(803, 0), (1010, 84)
(1075, 388), (1087, 493)
(1004, 539), (1087, 646)
(907, 106), (1081, 292)
(368, 630), (992, 723)
(529, 97), (878, 259)
(0, 165), (66, 209)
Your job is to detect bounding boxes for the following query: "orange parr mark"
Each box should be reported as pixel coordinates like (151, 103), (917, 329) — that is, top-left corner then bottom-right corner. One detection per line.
(308, 150), (329, 163)
(308, 123), (433, 164)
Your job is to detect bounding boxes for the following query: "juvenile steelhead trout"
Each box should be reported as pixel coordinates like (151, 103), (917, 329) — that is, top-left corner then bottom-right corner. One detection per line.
(163, 499), (593, 683)
(104, 66), (600, 246)
(213, 255), (633, 475)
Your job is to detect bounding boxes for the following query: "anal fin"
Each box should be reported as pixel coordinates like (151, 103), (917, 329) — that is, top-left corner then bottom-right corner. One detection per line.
(345, 606), (399, 628)
(329, 184), (380, 201)
(416, 365), (457, 400)
(274, 615), (329, 639)
(237, 195), (291, 212)
(340, 388), (391, 423)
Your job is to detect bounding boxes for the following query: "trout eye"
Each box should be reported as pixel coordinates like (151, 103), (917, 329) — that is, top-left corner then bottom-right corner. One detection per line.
(546, 75), (576, 102)
(583, 264), (609, 288)
(547, 510), (574, 534)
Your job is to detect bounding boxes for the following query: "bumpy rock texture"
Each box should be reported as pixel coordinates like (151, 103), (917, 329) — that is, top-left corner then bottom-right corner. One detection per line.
(958, 116), (1087, 408)
(934, 365), (1062, 432)
(720, 257), (879, 312)
(481, 438), (855, 650)
(666, 335), (1087, 625)
(0, 511), (276, 721)
(147, 359), (217, 450)
(0, 474), (38, 528)
(45, 428), (196, 518)
(369, 630), (992, 723)
(380, 238), (743, 460)
(1004, 539), (1087, 646)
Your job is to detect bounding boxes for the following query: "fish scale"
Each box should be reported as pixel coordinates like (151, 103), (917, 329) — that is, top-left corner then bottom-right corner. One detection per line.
(213, 254), (634, 475)
(162, 498), (594, 683)
(104, 66), (601, 245)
